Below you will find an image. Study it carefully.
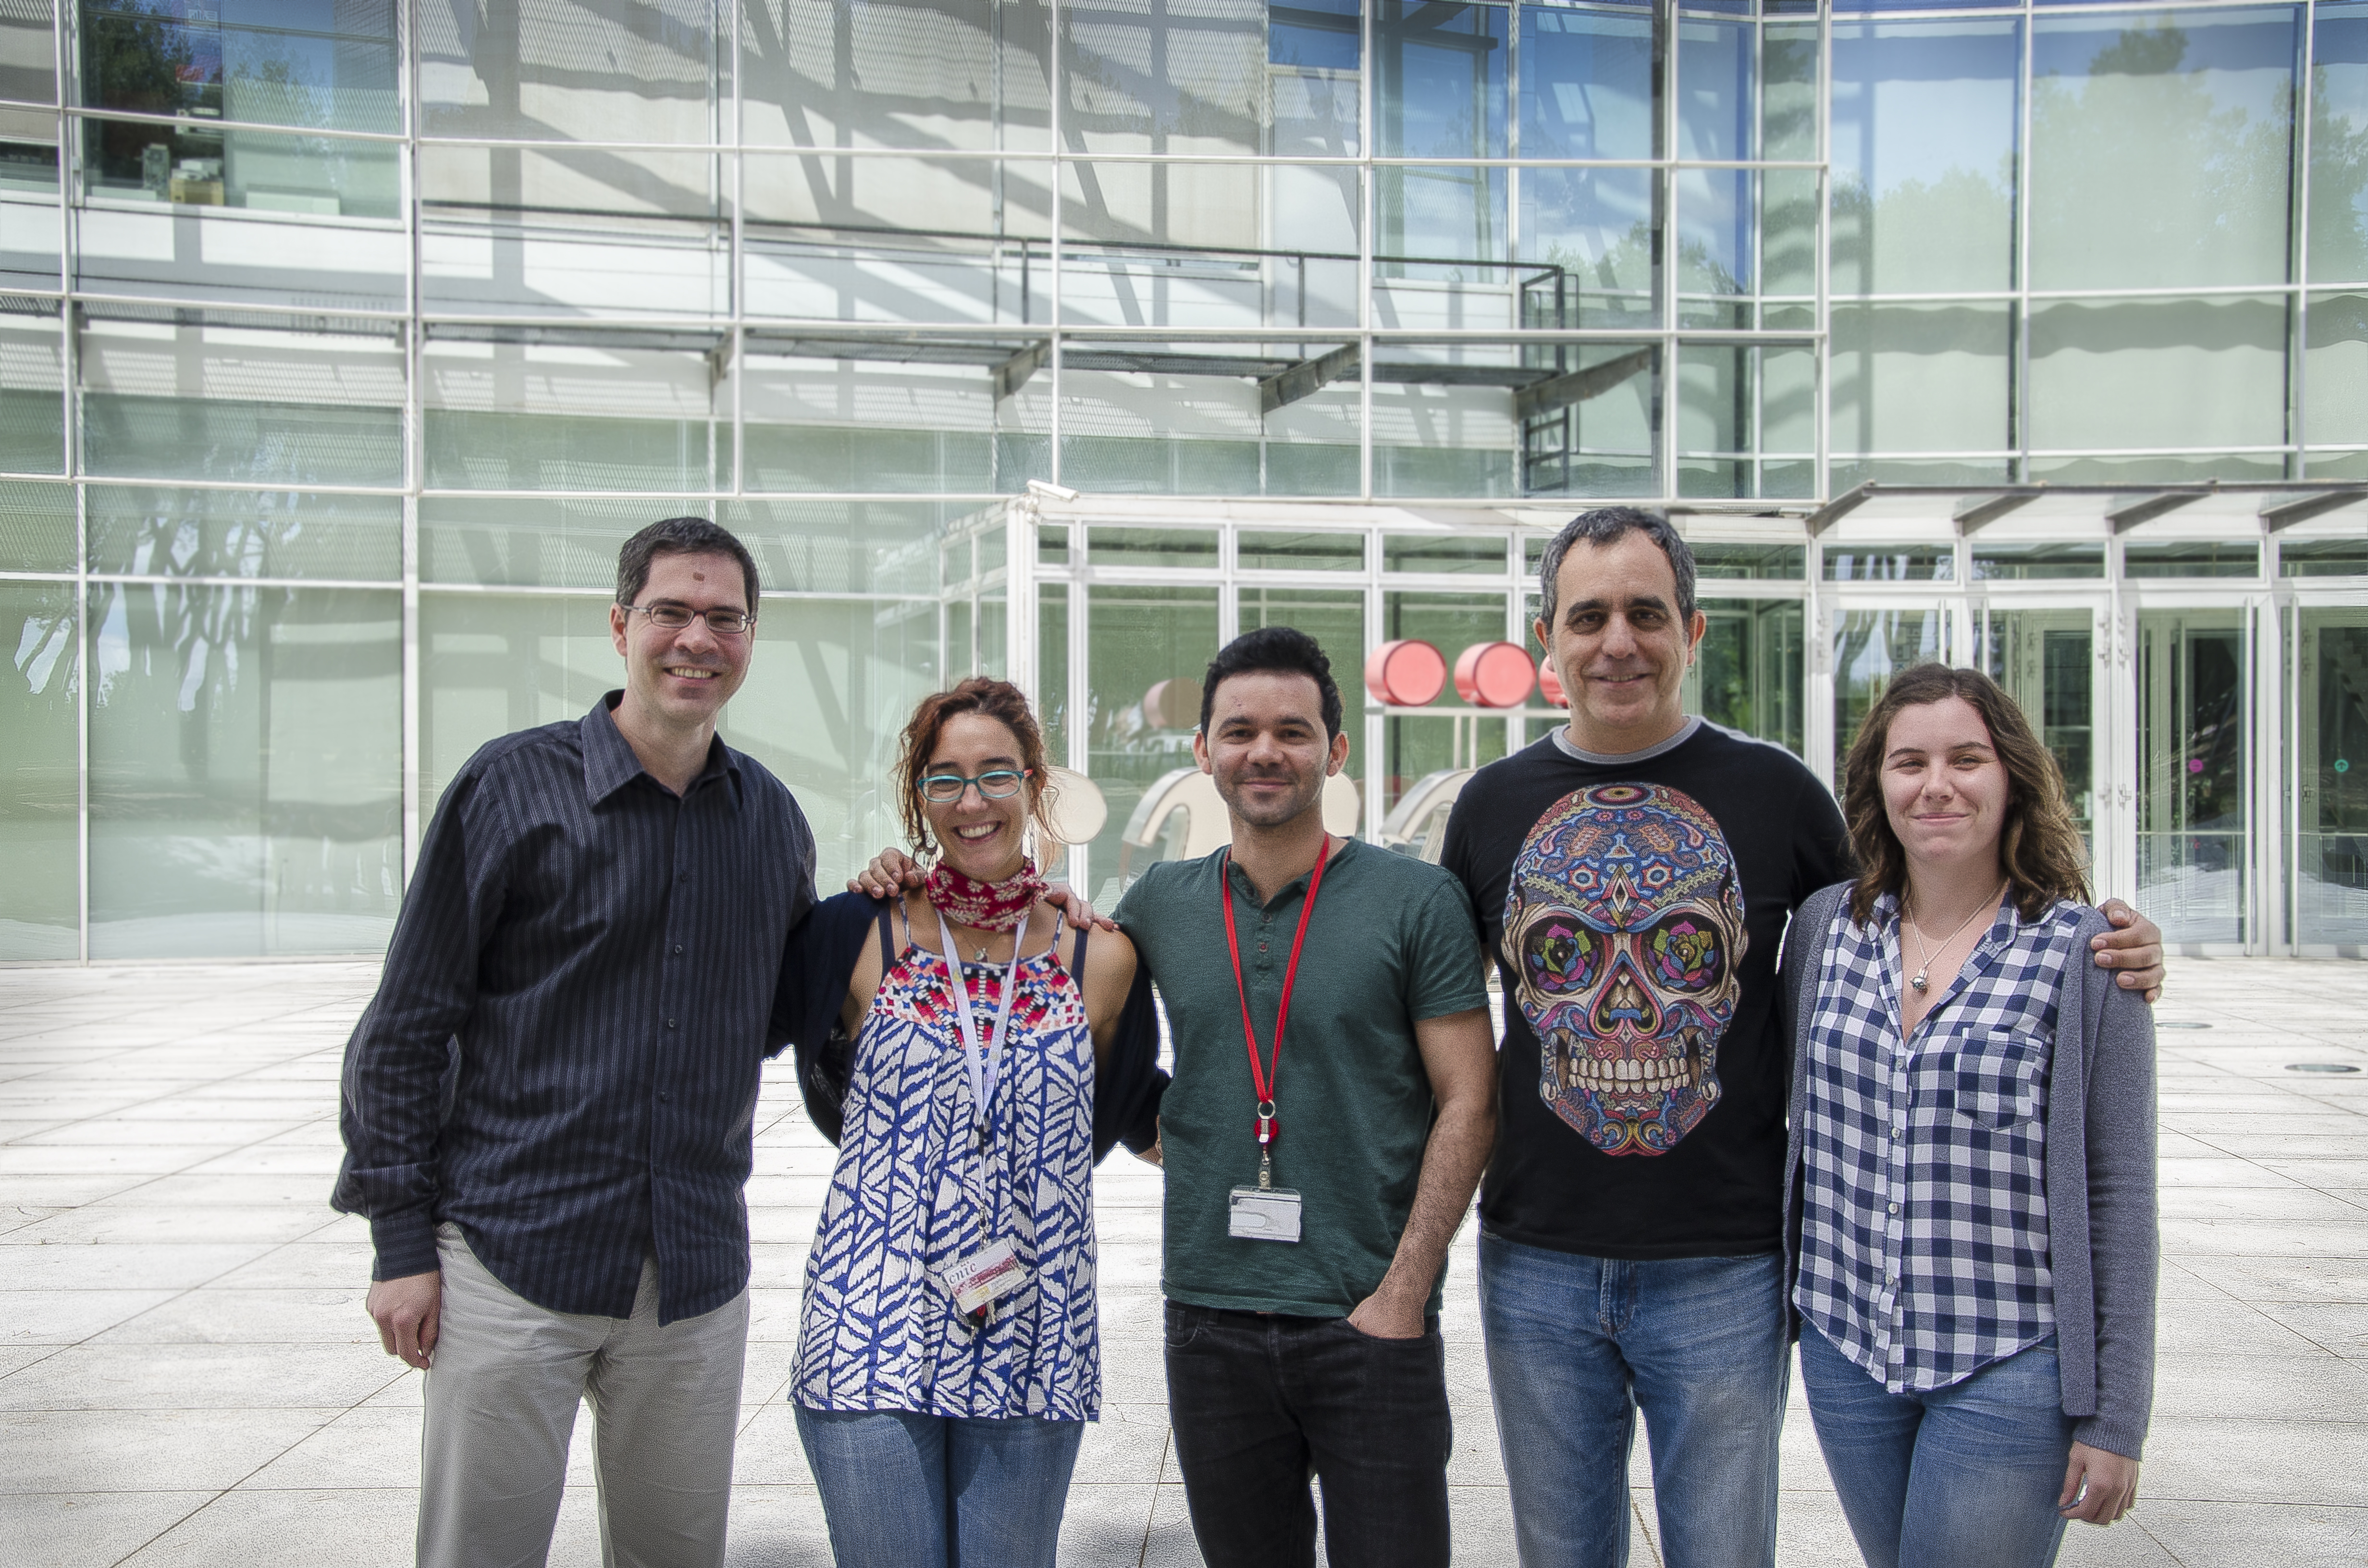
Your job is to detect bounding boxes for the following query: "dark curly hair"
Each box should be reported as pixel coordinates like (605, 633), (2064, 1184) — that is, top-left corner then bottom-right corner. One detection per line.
(893, 677), (1061, 860)
(1841, 662), (2089, 924)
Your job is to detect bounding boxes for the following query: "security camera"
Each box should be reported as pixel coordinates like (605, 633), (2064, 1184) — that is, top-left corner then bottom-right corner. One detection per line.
(1026, 479), (1081, 502)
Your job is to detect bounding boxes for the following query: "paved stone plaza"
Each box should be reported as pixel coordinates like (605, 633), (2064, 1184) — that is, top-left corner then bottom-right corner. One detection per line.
(0, 958), (2363, 1566)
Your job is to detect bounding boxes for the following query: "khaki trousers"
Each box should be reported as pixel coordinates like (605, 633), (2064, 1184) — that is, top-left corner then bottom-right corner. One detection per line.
(418, 1225), (750, 1568)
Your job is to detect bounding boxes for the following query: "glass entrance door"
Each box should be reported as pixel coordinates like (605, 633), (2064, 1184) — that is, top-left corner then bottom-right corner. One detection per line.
(2296, 609), (2368, 947)
(1979, 607), (2096, 840)
(2136, 610), (2249, 945)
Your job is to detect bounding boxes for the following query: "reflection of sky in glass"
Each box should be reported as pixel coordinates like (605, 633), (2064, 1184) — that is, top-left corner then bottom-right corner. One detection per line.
(1521, 166), (1651, 273)
(1378, 1), (1506, 159)
(1677, 166), (1751, 293)
(1677, 20), (1753, 161)
(2033, 9), (2297, 117)
(1521, 10), (1651, 159)
(1270, 0), (1361, 71)
(1831, 22), (2019, 201)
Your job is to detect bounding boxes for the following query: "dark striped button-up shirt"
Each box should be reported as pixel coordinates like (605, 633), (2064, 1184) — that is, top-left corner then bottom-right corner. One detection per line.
(333, 695), (816, 1323)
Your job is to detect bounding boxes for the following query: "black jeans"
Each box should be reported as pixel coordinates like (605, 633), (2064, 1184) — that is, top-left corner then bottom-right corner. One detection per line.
(1163, 1300), (1454, 1568)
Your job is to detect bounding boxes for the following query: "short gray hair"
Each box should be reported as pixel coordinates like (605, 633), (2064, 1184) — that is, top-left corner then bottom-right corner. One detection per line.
(1535, 507), (1698, 636)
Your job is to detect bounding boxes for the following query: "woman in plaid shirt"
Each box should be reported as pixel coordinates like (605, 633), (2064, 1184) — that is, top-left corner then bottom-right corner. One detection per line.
(1779, 663), (2158, 1568)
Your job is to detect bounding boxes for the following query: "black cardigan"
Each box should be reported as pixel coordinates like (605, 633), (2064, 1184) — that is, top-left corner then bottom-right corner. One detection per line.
(774, 890), (1168, 1164)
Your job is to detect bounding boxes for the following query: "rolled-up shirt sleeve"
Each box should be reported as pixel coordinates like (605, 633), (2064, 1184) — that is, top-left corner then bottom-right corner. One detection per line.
(332, 771), (506, 1281)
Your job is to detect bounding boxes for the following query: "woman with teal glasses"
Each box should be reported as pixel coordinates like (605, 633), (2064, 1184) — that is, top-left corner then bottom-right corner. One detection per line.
(777, 676), (1164, 1568)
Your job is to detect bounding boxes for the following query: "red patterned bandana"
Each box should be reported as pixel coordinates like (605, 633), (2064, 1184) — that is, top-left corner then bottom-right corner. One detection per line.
(923, 858), (1046, 932)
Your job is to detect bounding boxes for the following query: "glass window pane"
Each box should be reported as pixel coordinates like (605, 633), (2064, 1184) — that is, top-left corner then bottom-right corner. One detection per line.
(1833, 606), (1948, 776)
(0, 144), (61, 288)
(1088, 526), (1220, 569)
(1038, 579), (1067, 760)
(745, 0), (1050, 153)
(1385, 532), (1503, 574)
(2030, 9), (2299, 291)
(1509, 339), (1659, 500)
(2310, 11), (2368, 285)
(0, 300), (63, 473)
(1762, 167), (1818, 300)
(89, 582), (401, 956)
(721, 596), (943, 892)
(419, 0), (716, 142)
(745, 152), (1039, 248)
(1273, 0), (1360, 74)
(1518, 167), (1656, 329)
(418, 143), (718, 223)
(89, 487), (401, 580)
(425, 498), (711, 591)
(2281, 536), (2368, 576)
(1831, 20), (2019, 296)
(80, 311), (404, 485)
(2124, 541), (2261, 578)
(1, 478), (73, 571)
(81, 113), (400, 218)
(1238, 583), (1364, 788)
(1060, 343), (1301, 497)
(417, 590), (614, 823)
(423, 214), (728, 319)
(81, 0), (397, 129)
(2136, 609), (2247, 943)
(1824, 547), (1953, 581)
(1764, 22), (1818, 162)
(424, 333), (728, 493)
(1676, 18), (1752, 160)
(1971, 543), (2105, 580)
(2307, 291), (2368, 449)
(1983, 607), (2094, 829)
(1520, 8), (1652, 160)
(1379, 1), (1507, 159)
(1381, 588), (1506, 809)
(1831, 300), (2011, 456)
(1058, 164), (1357, 328)
(1382, 588), (1504, 710)
(744, 230), (1038, 329)
(1677, 342), (1815, 500)
(1689, 597), (1803, 759)
(1675, 163), (1750, 323)
(725, 499), (950, 595)
(1064, 0), (1266, 158)
(1238, 527), (1363, 571)
(0, 577), (77, 959)
(1, 0), (56, 108)
(2028, 295), (2288, 454)
(2295, 608), (2368, 941)
(1081, 583), (1217, 905)
(1692, 541), (1804, 580)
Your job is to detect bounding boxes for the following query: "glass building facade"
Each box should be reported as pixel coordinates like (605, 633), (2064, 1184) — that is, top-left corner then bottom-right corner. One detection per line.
(2, 0), (2367, 958)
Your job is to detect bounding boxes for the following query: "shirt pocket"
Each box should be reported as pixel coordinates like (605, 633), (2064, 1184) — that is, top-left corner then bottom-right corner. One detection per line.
(1945, 1027), (2049, 1131)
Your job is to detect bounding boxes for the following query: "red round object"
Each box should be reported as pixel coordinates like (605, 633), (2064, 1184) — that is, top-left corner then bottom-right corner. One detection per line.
(1537, 653), (1567, 708)
(1454, 641), (1538, 709)
(1364, 639), (1447, 707)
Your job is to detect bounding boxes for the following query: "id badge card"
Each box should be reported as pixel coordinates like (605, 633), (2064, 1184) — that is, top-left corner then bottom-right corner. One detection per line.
(1228, 1186), (1303, 1244)
(942, 1240), (1029, 1317)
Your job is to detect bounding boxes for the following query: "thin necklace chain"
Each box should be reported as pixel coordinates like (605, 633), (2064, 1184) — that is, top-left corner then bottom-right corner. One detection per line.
(1904, 882), (2008, 994)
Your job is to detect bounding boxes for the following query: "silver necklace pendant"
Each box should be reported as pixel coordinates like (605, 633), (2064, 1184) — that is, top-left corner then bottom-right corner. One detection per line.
(1910, 971), (1930, 993)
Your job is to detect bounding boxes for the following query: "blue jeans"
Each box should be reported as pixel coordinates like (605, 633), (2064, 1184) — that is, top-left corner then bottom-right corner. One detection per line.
(793, 1404), (1084, 1568)
(1477, 1234), (1788, 1568)
(1798, 1326), (2074, 1568)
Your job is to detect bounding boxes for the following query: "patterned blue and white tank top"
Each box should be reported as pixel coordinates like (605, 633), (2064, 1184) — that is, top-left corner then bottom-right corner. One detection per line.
(792, 918), (1100, 1421)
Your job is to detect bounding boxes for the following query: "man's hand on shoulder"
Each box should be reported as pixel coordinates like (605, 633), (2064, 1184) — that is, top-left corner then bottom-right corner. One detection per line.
(367, 1269), (443, 1370)
(2092, 900), (2165, 1004)
(848, 846), (925, 900)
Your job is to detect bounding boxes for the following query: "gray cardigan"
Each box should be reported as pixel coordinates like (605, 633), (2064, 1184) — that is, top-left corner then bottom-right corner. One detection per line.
(1779, 882), (2159, 1460)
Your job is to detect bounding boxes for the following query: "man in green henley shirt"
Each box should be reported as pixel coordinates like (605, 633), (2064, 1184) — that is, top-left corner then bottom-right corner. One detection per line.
(1113, 625), (1496, 1568)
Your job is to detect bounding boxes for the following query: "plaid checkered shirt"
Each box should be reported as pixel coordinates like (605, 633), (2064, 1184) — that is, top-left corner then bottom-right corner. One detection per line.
(1794, 892), (2083, 1393)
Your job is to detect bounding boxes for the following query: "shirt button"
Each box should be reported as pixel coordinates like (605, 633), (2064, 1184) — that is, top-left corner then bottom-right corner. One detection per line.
(1887, 1202), (1899, 1215)
(1258, 942), (1269, 953)
(673, 944), (683, 955)
(678, 872), (690, 883)
(666, 1018), (678, 1029)
(659, 1091), (672, 1103)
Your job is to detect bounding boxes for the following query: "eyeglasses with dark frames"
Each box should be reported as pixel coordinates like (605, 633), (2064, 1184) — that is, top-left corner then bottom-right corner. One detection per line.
(619, 602), (757, 636)
(916, 768), (1032, 804)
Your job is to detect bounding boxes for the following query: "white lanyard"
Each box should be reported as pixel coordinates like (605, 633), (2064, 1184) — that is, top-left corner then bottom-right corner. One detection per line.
(934, 904), (1023, 1151)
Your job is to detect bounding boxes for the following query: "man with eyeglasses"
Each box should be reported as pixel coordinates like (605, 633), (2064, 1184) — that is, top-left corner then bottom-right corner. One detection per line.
(334, 516), (817, 1568)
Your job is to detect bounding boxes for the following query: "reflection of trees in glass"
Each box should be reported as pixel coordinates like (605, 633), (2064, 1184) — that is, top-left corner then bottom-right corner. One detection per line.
(2309, 53), (2368, 282)
(2030, 20), (2295, 288)
(81, 1), (215, 186)
(1831, 161), (2015, 296)
(2315, 626), (2368, 832)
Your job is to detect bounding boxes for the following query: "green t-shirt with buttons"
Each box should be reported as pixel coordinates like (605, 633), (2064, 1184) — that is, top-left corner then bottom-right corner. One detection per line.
(1113, 837), (1489, 1318)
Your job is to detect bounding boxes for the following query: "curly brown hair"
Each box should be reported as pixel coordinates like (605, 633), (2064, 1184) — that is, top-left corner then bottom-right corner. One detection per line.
(894, 677), (1062, 860)
(1841, 663), (2089, 924)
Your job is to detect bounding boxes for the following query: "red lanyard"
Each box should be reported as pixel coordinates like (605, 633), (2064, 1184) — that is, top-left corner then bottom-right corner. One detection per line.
(1219, 836), (1332, 1156)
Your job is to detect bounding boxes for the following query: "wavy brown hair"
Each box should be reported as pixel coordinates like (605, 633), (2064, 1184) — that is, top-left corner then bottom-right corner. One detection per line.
(1841, 662), (2089, 923)
(894, 677), (1062, 861)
